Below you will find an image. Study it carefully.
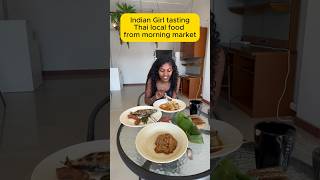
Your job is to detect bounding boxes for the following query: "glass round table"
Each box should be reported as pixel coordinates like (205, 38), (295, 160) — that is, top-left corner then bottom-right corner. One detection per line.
(116, 113), (211, 180)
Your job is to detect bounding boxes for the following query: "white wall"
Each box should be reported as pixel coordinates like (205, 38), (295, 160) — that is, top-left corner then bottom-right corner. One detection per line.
(7, 0), (107, 71)
(110, 30), (178, 84)
(193, 0), (210, 27)
(294, 0), (308, 105)
(214, 0), (243, 43)
(193, 0), (210, 102)
(296, 0), (320, 128)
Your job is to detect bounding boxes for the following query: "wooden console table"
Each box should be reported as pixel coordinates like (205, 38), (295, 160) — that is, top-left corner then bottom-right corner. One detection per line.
(223, 43), (295, 117)
(180, 75), (201, 99)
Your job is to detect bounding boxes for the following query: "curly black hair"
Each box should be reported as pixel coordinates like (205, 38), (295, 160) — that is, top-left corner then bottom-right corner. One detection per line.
(146, 57), (179, 97)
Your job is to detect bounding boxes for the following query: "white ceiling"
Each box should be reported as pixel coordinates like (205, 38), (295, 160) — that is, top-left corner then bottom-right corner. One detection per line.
(110, 0), (195, 12)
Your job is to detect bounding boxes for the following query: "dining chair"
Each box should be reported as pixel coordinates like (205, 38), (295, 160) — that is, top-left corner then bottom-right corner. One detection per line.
(87, 96), (110, 141)
(0, 89), (6, 123)
(0, 90), (6, 108)
(312, 147), (320, 179)
(0, 90), (6, 146)
(137, 92), (145, 106)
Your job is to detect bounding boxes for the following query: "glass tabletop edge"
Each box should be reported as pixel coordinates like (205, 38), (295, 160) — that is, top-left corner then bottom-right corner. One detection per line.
(116, 124), (212, 180)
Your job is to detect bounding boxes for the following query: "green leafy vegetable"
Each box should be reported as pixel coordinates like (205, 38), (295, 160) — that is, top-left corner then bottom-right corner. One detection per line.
(177, 118), (193, 132)
(140, 116), (148, 124)
(173, 112), (185, 125)
(189, 125), (201, 135)
(173, 112), (204, 144)
(188, 134), (203, 144)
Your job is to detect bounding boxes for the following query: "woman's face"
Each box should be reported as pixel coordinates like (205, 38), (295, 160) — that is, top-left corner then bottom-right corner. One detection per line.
(158, 63), (173, 82)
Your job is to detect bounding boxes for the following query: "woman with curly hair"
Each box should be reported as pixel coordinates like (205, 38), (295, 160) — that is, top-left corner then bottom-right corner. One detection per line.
(144, 57), (180, 105)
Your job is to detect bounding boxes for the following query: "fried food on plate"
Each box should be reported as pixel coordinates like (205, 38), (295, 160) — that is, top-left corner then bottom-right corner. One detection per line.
(154, 133), (177, 154)
(159, 101), (180, 111)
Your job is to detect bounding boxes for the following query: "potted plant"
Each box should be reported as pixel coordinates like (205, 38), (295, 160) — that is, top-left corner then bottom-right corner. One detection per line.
(110, 3), (136, 48)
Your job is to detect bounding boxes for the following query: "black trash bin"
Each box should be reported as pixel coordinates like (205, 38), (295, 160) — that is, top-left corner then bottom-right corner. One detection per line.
(189, 100), (202, 115)
(254, 121), (296, 170)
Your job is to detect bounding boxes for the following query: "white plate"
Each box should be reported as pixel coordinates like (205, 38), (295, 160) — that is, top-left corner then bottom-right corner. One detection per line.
(153, 99), (186, 113)
(211, 120), (243, 159)
(135, 122), (188, 163)
(119, 106), (162, 127)
(31, 140), (109, 180)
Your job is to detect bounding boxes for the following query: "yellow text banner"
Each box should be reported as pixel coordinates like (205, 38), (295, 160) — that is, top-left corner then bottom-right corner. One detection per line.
(120, 13), (200, 42)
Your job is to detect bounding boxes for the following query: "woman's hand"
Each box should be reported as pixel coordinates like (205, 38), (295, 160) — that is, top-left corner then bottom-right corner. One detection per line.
(155, 90), (165, 99)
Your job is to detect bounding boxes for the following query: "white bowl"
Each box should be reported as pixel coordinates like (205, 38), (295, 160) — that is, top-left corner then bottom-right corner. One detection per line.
(135, 122), (188, 163)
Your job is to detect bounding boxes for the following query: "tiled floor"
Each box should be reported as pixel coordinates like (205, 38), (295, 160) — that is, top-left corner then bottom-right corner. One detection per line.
(110, 85), (144, 180)
(0, 77), (107, 179)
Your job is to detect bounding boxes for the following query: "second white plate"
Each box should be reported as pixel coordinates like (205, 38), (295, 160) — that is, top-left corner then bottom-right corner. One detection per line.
(119, 106), (162, 127)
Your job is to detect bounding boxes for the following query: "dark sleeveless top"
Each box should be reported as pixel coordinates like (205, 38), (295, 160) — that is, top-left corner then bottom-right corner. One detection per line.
(165, 89), (174, 97)
(151, 88), (173, 99)
(150, 89), (174, 105)
(153, 81), (174, 98)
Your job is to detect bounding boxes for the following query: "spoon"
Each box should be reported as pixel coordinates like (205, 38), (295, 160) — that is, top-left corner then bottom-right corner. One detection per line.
(149, 115), (158, 123)
(187, 148), (193, 160)
(164, 93), (173, 101)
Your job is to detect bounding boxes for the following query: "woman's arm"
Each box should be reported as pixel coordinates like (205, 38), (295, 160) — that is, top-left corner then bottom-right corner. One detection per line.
(144, 79), (162, 105)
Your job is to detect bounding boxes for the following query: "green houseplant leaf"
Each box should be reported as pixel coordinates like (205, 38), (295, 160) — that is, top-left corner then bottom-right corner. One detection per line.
(110, 12), (121, 24)
(110, 3), (136, 48)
